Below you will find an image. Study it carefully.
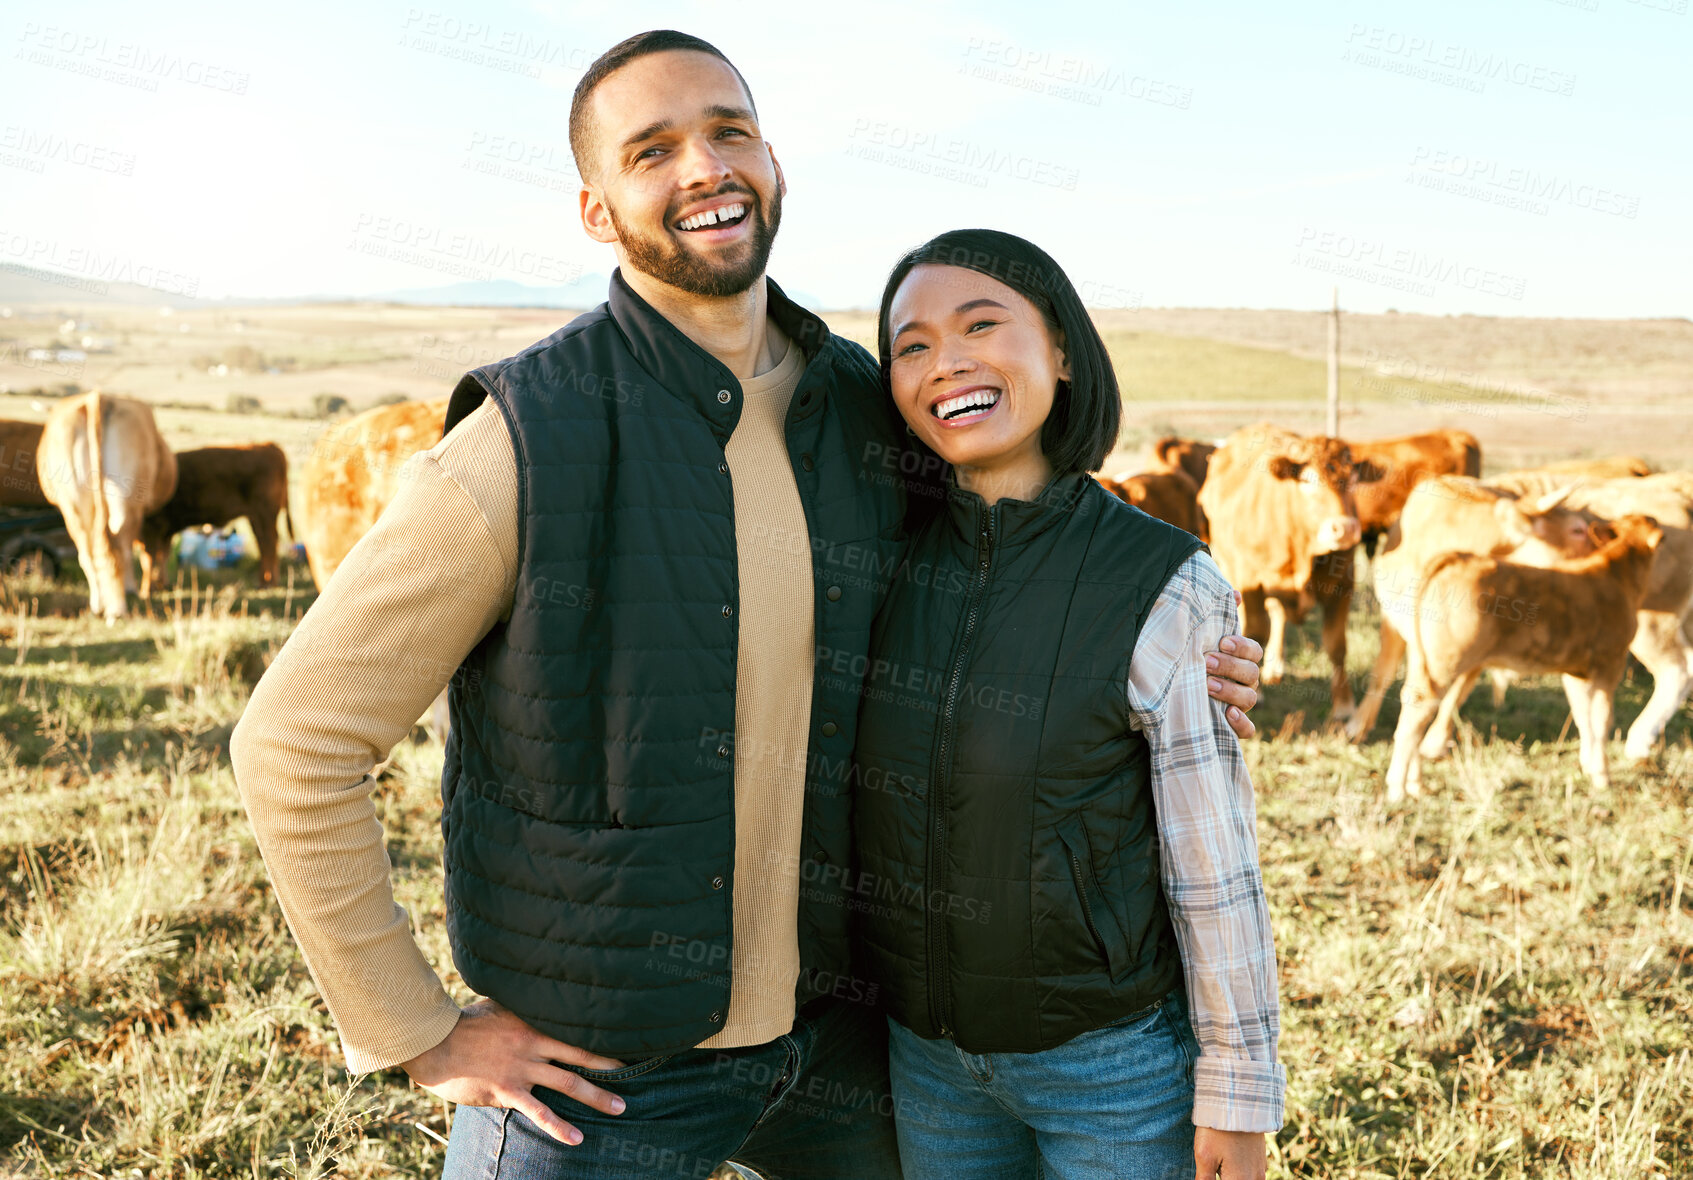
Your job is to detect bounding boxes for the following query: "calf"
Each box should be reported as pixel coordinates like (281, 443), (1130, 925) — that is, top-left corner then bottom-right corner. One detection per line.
(1346, 477), (1602, 743)
(1386, 514), (1664, 800)
(1096, 469), (1203, 537)
(141, 443), (294, 588)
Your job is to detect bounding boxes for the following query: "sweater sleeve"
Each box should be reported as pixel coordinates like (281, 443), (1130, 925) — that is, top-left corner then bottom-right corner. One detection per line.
(230, 400), (517, 1073)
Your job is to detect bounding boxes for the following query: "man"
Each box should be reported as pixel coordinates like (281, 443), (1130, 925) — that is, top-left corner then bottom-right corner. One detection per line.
(231, 30), (1266, 1179)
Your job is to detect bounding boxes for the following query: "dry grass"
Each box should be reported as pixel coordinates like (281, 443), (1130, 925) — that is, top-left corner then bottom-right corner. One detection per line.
(0, 559), (1687, 1177)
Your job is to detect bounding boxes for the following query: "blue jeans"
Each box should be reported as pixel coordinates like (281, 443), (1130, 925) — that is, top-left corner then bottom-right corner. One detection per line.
(440, 996), (903, 1179)
(886, 988), (1200, 1180)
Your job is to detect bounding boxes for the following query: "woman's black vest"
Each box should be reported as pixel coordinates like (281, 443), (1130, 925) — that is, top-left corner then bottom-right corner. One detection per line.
(439, 271), (906, 1059)
(852, 473), (1202, 1053)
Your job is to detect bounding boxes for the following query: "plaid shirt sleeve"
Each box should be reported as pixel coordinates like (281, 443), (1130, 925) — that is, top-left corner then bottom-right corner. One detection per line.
(1126, 550), (1287, 1133)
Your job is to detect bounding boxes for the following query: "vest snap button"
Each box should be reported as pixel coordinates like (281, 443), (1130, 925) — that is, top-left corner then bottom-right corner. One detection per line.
(825, 586), (842, 602)
(718, 461), (729, 475)
(722, 604), (734, 617)
(801, 454), (815, 472)
(813, 849), (828, 863)
(717, 744), (730, 759)
(716, 389), (732, 404)
(710, 1010), (723, 1022)
(711, 876), (724, 889)
(821, 721), (838, 737)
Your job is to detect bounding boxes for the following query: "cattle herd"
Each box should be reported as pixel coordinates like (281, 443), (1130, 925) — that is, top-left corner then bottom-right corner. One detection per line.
(1107, 423), (1691, 798)
(3, 389), (1690, 803)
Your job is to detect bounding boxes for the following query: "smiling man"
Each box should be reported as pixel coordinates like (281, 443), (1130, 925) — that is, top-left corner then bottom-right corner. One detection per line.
(231, 30), (1264, 1180)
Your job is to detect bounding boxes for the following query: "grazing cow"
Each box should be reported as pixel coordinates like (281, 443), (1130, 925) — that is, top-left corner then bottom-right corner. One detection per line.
(1346, 477), (1604, 743)
(1387, 514), (1665, 800)
(300, 397), (449, 589)
(1485, 455), (1654, 499)
(0, 419), (52, 508)
(1550, 475), (1693, 761)
(1096, 469), (1203, 537)
(141, 443), (294, 589)
(1196, 423), (1382, 719)
(1345, 429), (1481, 553)
(1150, 435), (1217, 490)
(35, 392), (177, 621)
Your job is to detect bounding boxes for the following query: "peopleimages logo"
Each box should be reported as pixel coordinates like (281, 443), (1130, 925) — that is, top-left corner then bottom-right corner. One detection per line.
(1341, 24), (1577, 97)
(346, 212), (583, 284)
(1407, 147), (1641, 220)
(16, 24), (251, 94)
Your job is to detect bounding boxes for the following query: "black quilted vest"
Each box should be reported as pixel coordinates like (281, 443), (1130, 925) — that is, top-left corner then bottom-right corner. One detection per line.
(851, 473), (1202, 1052)
(439, 271), (906, 1058)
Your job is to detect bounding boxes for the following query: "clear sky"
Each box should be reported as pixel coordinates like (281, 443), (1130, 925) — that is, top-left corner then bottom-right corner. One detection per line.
(3, 0), (1688, 315)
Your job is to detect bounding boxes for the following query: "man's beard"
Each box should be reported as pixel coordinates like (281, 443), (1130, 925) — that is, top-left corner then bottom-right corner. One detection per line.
(608, 184), (782, 298)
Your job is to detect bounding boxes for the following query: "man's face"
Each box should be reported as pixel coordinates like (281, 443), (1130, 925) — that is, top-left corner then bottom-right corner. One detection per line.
(580, 51), (783, 298)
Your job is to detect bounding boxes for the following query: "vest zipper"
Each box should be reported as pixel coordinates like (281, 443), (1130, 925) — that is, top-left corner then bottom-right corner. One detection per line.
(925, 499), (998, 1040)
(1068, 848), (1107, 959)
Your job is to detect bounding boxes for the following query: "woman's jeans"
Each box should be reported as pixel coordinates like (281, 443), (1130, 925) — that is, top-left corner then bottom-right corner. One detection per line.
(441, 995), (903, 1179)
(887, 988), (1200, 1180)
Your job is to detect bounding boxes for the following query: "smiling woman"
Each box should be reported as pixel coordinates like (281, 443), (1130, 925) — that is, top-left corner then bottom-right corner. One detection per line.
(856, 228), (1284, 1180)
(877, 228), (1121, 506)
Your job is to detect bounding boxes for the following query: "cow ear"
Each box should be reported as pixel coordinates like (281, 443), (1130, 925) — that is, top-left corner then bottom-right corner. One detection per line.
(1353, 459), (1386, 484)
(1493, 498), (1534, 547)
(1588, 520), (1618, 547)
(1267, 456), (1301, 480)
(1153, 436), (1179, 465)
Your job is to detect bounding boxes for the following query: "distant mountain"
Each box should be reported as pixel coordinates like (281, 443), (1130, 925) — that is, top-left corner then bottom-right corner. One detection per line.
(0, 262), (207, 308)
(0, 264), (827, 312)
(360, 275), (612, 309)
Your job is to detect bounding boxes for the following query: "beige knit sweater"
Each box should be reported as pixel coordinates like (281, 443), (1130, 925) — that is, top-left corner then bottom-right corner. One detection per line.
(231, 331), (814, 1073)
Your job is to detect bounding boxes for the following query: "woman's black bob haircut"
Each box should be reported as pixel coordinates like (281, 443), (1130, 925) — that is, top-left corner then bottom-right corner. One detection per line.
(876, 228), (1120, 476)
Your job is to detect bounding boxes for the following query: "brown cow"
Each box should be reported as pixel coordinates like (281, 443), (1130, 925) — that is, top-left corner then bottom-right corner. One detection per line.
(300, 397), (449, 589)
(0, 419), (53, 507)
(35, 392), (177, 621)
(1150, 435), (1217, 490)
(1096, 469), (1203, 536)
(1386, 514), (1665, 800)
(1196, 423), (1382, 720)
(1346, 429), (1481, 553)
(141, 443), (294, 589)
(1485, 455), (1654, 499)
(1550, 475), (1693, 761)
(1346, 476), (1604, 743)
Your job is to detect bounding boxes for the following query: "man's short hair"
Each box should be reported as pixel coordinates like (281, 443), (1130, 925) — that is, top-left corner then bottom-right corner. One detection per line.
(569, 30), (757, 182)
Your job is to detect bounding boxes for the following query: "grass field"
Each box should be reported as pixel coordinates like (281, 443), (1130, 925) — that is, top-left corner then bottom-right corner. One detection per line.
(5, 302), (1692, 487)
(0, 555), (1689, 1178)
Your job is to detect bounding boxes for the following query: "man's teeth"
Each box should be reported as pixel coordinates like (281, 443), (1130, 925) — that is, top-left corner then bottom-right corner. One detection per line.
(679, 203), (747, 231)
(932, 389), (1001, 420)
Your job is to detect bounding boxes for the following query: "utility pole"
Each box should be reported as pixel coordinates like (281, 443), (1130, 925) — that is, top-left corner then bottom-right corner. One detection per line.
(1326, 286), (1340, 437)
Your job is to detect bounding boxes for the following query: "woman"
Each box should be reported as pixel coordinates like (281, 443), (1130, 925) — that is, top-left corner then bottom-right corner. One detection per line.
(852, 229), (1284, 1180)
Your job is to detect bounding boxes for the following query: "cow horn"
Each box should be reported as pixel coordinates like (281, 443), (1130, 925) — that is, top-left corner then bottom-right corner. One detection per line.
(1530, 485), (1573, 514)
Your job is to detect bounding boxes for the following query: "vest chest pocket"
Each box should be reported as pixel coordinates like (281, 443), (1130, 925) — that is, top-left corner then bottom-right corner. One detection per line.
(1055, 813), (1133, 983)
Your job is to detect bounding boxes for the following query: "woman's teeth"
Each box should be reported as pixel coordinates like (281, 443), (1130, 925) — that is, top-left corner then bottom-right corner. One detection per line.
(932, 389), (1001, 420)
(678, 203), (748, 231)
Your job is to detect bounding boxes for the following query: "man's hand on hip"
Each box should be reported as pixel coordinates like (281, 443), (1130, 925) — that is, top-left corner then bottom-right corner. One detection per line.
(402, 998), (629, 1145)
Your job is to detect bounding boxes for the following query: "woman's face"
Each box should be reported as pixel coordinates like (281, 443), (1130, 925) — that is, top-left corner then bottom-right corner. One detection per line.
(885, 264), (1070, 481)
